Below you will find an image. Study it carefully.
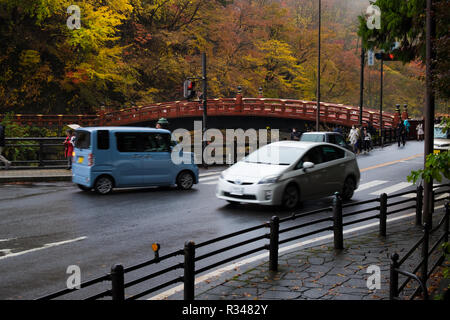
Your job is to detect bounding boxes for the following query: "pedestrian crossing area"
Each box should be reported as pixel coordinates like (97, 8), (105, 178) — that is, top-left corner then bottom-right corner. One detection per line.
(197, 172), (449, 199)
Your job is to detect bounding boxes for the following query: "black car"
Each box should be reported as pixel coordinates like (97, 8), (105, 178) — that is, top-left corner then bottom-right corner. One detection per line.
(300, 132), (353, 152)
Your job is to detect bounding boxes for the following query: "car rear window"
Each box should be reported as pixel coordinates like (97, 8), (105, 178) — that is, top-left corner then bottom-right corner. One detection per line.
(75, 131), (91, 149)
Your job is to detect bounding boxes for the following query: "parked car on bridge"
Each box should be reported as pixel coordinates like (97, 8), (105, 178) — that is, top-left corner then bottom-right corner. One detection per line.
(72, 127), (199, 194)
(300, 132), (353, 152)
(433, 125), (450, 154)
(216, 141), (360, 209)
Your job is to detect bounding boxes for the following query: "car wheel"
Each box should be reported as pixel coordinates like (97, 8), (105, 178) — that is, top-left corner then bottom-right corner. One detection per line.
(78, 184), (91, 192)
(282, 184), (300, 210)
(177, 171), (194, 190)
(94, 176), (113, 195)
(342, 177), (356, 200)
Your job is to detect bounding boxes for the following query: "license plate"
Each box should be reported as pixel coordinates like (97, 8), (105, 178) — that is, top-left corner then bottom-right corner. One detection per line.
(433, 150), (440, 154)
(231, 187), (244, 196)
(77, 156), (84, 163)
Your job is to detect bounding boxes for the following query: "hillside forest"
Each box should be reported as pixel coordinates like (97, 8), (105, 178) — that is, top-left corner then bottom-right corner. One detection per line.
(0, 0), (447, 117)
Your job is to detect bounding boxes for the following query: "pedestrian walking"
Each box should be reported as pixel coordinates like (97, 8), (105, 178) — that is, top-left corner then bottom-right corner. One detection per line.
(416, 122), (424, 141)
(0, 124), (12, 169)
(64, 129), (75, 170)
(356, 126), (364, 154)
(397, 121), (406, 147)
(367, 122), (376, 150)
(362, 127), (372, 154)
(404, 118), (411, 138)
(156, 118), (169, 130)
(290, 128), (301, 141)
(349, 125), (359, 154)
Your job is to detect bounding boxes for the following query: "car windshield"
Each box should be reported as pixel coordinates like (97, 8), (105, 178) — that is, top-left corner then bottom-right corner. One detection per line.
(434, 127), (449, 139)
(300, 134), (325, 142)
(243, 145), (305, 165)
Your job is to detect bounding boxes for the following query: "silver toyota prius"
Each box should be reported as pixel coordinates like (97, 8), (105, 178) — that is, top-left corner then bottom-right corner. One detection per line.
(216, 141), (361, 209)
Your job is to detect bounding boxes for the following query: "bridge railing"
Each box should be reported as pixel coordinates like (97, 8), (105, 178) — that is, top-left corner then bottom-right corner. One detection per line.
(1, 98), (397, 130)
(97, 98), (396, 129)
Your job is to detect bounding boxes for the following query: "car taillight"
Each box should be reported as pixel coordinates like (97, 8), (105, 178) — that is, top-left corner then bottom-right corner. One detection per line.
(88, 153), (94, 166)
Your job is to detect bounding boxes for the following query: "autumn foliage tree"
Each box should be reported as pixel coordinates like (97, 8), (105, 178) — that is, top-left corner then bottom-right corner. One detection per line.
(0, 0), (440, 115)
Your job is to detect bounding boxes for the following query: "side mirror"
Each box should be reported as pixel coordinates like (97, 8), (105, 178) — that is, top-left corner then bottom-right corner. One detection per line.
(303, 162), (314, 170)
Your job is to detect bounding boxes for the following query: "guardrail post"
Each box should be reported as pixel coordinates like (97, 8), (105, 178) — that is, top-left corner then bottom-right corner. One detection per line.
(379, 193), (387, 237)
(416, 185), (423, 226)
(111, 264), (125, 301)
(445, 202), (449, 243)
(389, 253), (399, 300)
(420, 224), (429, 296)
(333, 192), (343, 250)
(38, 140), (44, 167)
(183, 241), (196, 301)
(269, 216), (280, 272)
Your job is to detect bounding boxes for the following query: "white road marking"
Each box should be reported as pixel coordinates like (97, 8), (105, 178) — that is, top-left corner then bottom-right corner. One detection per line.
(0, 237), (87, 261)
(199, 175), (221, 183)
(356, 180), (388, 192)
(202, 181), (218, 185)
(199, 171), (223, 178)
(0, 238), (15, 242)
(370, 182), (414, 195)
(149, 206), (446, 300)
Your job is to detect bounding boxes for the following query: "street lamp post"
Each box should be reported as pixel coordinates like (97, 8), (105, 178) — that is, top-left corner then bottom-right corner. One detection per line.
(316, 0), (321, 132)
(423, 0), (436, 227)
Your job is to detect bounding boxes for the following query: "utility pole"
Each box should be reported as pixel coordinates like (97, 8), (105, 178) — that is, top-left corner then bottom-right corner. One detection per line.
(359, 46), (365, 127)
(423, 0), (436, 228)
(316, 0), (321, 131)
(379, 59), (383, 148)
(202, 52), (207, 135)
(202, 52), (208, 168)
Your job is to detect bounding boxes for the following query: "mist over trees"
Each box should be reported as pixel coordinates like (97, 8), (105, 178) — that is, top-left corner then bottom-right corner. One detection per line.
(0, 0), (438, 117)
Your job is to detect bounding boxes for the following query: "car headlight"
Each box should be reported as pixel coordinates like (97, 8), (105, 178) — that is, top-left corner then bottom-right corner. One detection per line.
(258, 175), (281, 184)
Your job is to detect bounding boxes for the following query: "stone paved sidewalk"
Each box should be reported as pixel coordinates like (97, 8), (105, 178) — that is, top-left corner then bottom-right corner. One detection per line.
(164, 209), (448, 300)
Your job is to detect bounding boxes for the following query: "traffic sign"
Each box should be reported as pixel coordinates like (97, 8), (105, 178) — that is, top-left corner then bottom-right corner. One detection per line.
(368, 50), (374, 66)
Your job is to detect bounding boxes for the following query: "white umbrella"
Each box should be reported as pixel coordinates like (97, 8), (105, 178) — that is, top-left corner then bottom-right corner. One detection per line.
(67, 124), (81, 130)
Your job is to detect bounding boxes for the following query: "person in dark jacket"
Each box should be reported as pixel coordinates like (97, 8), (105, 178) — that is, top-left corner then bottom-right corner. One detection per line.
(397, 121), (406, 147)
(290, 128), (301, 141)
(0, 124), (12, 169)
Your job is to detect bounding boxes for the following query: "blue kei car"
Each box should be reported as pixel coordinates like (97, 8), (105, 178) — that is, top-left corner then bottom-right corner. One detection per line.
(72, 127), (199, 194)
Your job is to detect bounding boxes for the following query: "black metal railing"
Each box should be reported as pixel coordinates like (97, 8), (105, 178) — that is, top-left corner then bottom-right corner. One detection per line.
(37, 183), (450, 300)
(3, 137), (67, 169)
(390, 201), (449, 300)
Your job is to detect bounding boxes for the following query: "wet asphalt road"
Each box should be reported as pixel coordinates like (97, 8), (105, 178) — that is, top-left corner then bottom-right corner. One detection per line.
(0, 141), (439, 299)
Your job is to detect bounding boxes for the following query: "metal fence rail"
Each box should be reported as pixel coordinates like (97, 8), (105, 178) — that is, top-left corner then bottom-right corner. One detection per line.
(390, 201), (449, 300)
(37, 184), (450, 300)
(3, 137), (67, 169)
